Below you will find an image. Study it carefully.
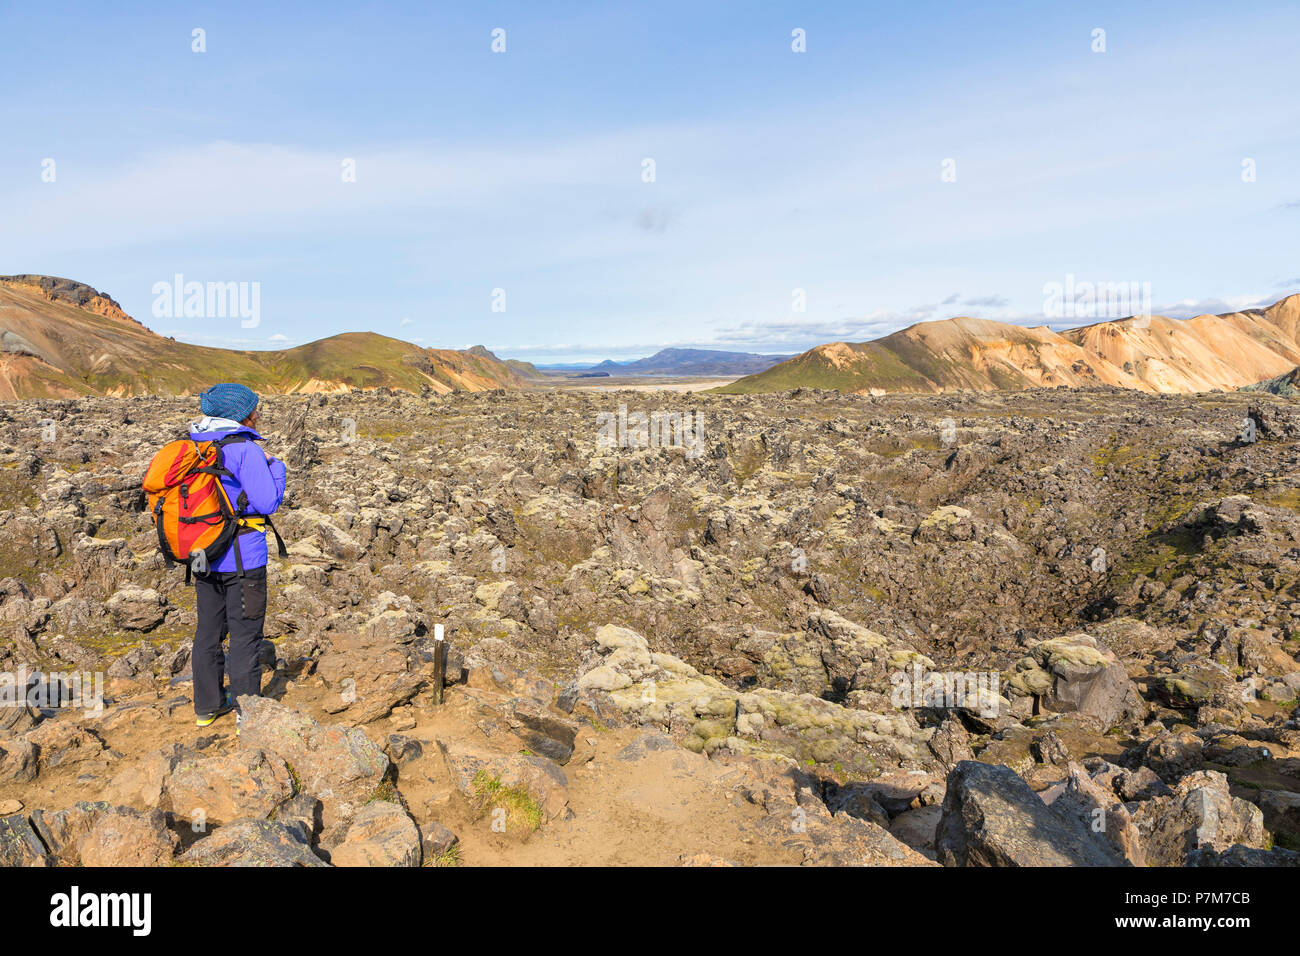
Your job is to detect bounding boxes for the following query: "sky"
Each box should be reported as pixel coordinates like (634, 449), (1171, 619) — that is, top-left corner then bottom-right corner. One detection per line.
(1, 0), (1297, 363)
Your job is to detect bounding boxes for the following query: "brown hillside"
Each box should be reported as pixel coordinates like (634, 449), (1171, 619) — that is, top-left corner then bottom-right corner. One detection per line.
(0, 276), (525, 400)
(721, 293), (1300, 395)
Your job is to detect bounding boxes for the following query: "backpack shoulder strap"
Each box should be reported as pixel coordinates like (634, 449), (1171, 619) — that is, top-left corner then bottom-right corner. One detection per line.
(194, 434), (242, 480)
(265, 516), (289, 558)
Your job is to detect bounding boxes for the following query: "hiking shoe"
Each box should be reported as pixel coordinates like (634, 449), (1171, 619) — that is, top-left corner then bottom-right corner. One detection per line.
(195, 691), (234, 727)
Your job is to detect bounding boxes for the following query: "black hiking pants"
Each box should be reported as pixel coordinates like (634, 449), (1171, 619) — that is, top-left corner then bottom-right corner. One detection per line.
(192, 566), (268, 716)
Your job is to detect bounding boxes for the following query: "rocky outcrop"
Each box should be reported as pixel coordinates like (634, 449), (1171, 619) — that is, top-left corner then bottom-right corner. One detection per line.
(162, 748), (296, 826)
(1006, 634), (1145, 730)
(181, 819), (328, 867)
(30, 802), (177, 866)
(1133, 770), (1268, 866)
(936, 761), (1127, 866)
(326, 801), (422, 867)
(236, 696), (390, 825)
(577, 624), (932, 778)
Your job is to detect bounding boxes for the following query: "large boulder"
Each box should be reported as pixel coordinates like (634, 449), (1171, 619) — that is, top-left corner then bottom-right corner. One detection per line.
(915, 505), (974, 542)
(163, 748), (295, 826)
(76, 805), (178, 866)
(1257, 789), (1300, 846)
(801, 806), (932, 866)
(181, 819), (327, 866)
(313, 631), (423, 725)
(1142, 729), (1205, 782)
(1006, 634), (1145, 730)
(25, 720), (104, 770)
(326, 800), (421, 867)
(31, 802), (176, 866)
(936, 761), (1127, 867)
(105, 586), (167, 631)
(1151, 666), (1232, 709)
(1040, 763), (1145, 866)
(1133, 770), (1267, 866)
(101, 744), (190, 808)
(0, 701), (38, 738)
(927, 717), (975, 771)
(706, 750), (936, 866)
(236, 696), (390, 825)
(806, 609), (918, 696)
(0, 738), (37, 783)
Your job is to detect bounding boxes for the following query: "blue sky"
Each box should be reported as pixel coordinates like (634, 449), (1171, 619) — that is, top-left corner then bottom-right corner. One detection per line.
(1, 0), (1297, 362)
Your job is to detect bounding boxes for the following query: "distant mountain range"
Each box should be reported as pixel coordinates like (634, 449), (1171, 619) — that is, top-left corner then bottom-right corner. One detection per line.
(0, 275), (525, 399)
(6, 273), (1299, 401)
(719, 294), (1300, 395)
(552, 348), (793, 377)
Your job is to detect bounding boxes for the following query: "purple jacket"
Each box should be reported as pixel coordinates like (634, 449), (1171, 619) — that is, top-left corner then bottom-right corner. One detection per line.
(189, 417), (287, 572)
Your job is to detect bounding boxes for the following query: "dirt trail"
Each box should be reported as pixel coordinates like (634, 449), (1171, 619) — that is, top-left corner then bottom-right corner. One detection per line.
(450, 727), (802, 866)
(0, 673), (812, 867)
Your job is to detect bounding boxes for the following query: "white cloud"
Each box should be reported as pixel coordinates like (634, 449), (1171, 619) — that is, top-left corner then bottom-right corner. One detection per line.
(1151, 294), (1278, 319)
(5, 20), (1295, 359)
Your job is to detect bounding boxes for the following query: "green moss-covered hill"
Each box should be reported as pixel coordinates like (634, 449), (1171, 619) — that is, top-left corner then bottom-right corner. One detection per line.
(0, 276), (526, 399)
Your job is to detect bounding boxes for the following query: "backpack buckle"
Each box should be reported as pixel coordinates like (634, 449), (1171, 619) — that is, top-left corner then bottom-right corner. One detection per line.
(190, 550), (209, 574)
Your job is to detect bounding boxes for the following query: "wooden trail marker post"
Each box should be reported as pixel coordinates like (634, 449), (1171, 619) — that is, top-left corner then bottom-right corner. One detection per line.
(431, 623), (446, 705)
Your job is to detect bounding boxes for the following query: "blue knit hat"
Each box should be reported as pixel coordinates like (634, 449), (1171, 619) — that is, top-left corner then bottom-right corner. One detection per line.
(200, 383), (259, 423)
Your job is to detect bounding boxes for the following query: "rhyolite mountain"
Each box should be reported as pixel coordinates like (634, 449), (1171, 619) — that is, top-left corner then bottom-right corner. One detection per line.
(9, 274), (1300, 401)
(719, 294), (1300, 395)
(0, 275), (526, 399)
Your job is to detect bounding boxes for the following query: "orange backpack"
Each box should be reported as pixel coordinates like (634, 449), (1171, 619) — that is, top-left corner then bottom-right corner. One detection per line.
(142, 435), (244, 578)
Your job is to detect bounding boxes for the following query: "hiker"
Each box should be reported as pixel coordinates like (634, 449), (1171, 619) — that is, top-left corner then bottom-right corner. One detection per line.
(188, 384), (287, 728)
